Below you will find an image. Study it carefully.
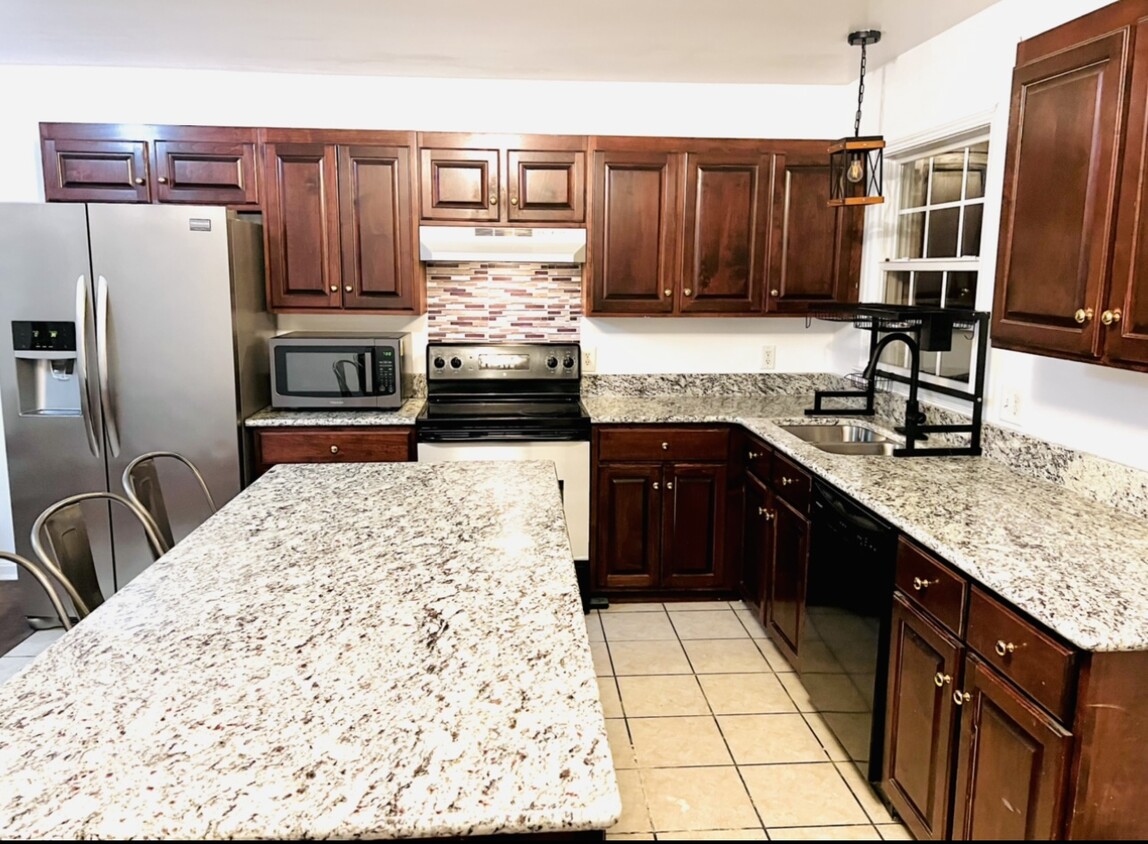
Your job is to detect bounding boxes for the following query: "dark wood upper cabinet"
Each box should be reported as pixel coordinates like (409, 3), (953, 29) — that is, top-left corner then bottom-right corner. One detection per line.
(508, 150), (585, 223)
(679, 153), (770, 314)
(992, 31), (1129, 360)
(660, 462), (727, 590)
(951, 655), (1072, 841)
(338, 145), (418, 311)
(588, 150), (680, 314)
(595, 462), (662, 590)
(419, 147), (501, 222)
(767, 147), (862, 313)
(40, 123), (259, 206)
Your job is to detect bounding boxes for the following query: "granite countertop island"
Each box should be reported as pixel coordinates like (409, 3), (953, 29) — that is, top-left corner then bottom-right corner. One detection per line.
(0, 461), (618, 839)
(584, 394), (1148, 653)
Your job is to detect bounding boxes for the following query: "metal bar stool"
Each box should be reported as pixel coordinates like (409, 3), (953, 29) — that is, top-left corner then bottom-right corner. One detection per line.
(122, 451), (216, 550)
(0, 551), (73, 631)
(31, 492), (169, 620)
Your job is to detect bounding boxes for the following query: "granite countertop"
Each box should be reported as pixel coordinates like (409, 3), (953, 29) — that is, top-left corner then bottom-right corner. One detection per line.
(0, 462), (618, 839)
(583, 394), (1148, 653)
(245, 398), (426, 427)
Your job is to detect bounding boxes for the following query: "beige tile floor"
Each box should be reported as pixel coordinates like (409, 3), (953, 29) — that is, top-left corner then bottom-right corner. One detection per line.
(588, 601), (913, 841)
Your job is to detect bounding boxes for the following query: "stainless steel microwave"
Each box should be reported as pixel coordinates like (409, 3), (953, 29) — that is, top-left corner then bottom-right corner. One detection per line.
(268, 333), (406, 409)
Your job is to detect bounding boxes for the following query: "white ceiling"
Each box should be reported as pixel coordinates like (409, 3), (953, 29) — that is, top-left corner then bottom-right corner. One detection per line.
(0, 0), (1002, 85)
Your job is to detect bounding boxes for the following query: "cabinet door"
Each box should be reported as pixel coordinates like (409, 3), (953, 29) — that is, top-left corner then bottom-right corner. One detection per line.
(338, 145), (418, 312)
(153, 139), (259, 206)
(992, 31), (1129, 358)
(660, 462), (727, 590)
(767, 149), (861, 313)
(952, 656), (1072, 841)
(42, 138), (151, 202)
(507, 150), (585, 223)
(1106, 21), (1148, 367)
(883, 593), (964, 841)
(741, 473), (773, 620)
(419, 148), (501, 222)
(263, 143), (341, 310)
(588, 150), (680, 314)
(595, 463), (662, 589)
(766, 494), (808, 666)
(679, 153), (770, 314)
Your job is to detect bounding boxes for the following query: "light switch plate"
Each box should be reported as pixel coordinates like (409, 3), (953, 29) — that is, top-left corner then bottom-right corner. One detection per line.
(581, 346), (597, 373)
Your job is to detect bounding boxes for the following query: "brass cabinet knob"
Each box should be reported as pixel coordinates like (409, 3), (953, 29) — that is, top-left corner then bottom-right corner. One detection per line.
(489, 194), (497, 205)
(1101, 308), (1123, 325)
(994, 640), (1017, 657)
(954, 690), (971, 706)
(329, 445), (339, 454)
(662, 442), (669, 450)
(157, 176), (169, 184)
(771, 288), (780, 296)
(780, 477), (796, 486)
(652, 481), (660, 490)
(748, 450), (760, 459)
(684, 288), (693, 296)
(666, 481), (674, 490)
(1074, 308), (1094, 324)
(345, 285), (352, 292)
(758, 507), (774, 521)
(133, 177), (145, 185)
(663, 288), (672, 297)
(510, 196), (518, 205)
(912, 576), (934, 591)
(330, 285), (338, 292)
(934, 672), (952, 687)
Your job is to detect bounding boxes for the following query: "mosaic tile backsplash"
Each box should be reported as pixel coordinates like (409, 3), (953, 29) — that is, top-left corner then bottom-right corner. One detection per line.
(426, 262), (581, 342)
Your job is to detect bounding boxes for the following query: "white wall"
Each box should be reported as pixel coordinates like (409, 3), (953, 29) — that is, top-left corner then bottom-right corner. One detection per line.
(853, 0), (1148, 472)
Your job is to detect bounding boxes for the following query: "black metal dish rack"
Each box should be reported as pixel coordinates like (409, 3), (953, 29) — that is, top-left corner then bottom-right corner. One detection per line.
(805, 305), (990, 457)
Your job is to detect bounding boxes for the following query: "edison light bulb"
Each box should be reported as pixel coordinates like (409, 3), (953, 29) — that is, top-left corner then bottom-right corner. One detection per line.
(846, 155), (865, 184)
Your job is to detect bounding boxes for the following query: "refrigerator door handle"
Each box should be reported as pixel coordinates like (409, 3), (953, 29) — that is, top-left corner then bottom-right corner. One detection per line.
(96, 274), (121, 458)
(74, 275), (100, 458)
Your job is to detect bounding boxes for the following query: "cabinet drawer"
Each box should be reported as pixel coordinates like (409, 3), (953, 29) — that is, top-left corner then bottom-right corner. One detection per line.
(256, 428), (414, 466)
(771, 452), (811, 512)
(597, 426), (729, 462)
(966, 587), (1077, 722)
(743, 434), (773, 483)
(895, 537), (968, 636)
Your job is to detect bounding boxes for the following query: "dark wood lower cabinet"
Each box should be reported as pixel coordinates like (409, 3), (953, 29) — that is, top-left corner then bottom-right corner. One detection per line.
(952, 655), (1072, 841)
(883, 593), (964, 840)
(740, 472), (771, 619)
(660, 462), (727, 589)
(595, 463), (662, 590)
(766, 494), (807, 664)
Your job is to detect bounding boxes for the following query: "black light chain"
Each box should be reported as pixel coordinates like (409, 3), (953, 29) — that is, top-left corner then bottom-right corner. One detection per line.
(854, 42), (867, 138)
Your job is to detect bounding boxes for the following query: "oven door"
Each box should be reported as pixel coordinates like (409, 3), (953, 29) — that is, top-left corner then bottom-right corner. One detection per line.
(270, 342), (377, 408)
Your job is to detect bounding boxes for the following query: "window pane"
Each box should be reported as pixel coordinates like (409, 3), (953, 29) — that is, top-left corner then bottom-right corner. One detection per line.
(915, 271), (943, 307)
(966, 142), (989, 199)
(884, 271), (911, 306)
(900, 158), (929, 208)
(879, 341), (908, 370)
(948, 271), (977, 309)
(930, 152), (965, 205)
(896, 211), (925, 259)
(961, 203), (984, 257)
(920, 350), (941, 377)
(926, 207), (960, 258)
(938, 330), (974, 382)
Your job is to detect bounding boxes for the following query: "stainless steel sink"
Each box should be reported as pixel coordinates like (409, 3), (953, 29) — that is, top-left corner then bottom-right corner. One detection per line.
(810, 442), (897, 456)
(779, 424), (890, 444)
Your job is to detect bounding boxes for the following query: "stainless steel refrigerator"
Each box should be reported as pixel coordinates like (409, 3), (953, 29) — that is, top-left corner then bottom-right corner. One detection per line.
(0, 203), (273, 623)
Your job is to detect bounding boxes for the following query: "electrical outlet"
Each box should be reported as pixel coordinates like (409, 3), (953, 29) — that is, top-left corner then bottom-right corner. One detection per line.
(1000, 389), (1022, 424)
(761, 345), (776, 371)
(581, 346), (597, 373)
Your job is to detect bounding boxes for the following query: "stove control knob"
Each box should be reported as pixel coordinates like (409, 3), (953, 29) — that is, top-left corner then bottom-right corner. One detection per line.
(450, 356), (462, 369)
(433, 356), (445, 369)
(546, 356), (559, 369)
(563, 355), (575, 369)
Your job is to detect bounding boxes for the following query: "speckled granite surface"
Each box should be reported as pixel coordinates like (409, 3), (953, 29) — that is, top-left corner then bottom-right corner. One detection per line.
(0, 462), (618, 839)
(583, 394), (1148, 653)
(245, 398), (425, 427)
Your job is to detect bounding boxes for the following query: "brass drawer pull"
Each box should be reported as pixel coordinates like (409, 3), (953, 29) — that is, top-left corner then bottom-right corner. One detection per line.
(912, 576), (935, 591)
(329, 445), (339, 454)
(757, 507), (774, 521)
(954, 690), (971, 706)
(661, 442), (669, 450)
(748, 450), (760, 459)
(994, 640), (1017, 657)
(780, 477), (796, 486)
(934, 672), (952, 687)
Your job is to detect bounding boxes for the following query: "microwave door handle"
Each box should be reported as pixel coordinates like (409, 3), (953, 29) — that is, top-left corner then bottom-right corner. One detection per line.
(74, 275), (100, 458)
(364, 350), (376, 395)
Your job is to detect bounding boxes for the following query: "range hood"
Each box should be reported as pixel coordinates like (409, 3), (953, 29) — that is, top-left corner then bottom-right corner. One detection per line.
(419, 226), (587, 263)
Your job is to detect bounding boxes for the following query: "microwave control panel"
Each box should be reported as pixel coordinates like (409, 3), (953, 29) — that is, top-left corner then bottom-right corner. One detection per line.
(375, 344), (398, 395)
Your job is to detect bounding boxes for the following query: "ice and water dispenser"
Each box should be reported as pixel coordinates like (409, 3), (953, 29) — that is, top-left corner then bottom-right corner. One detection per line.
(12, 321), (82, 416)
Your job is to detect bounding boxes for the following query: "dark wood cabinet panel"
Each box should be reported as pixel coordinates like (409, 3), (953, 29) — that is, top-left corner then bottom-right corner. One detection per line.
(741, 472), (772, 620)
(595, 462), (662, 590)
(598, 426), (729, 462)
(153, 139), (259, 206)
(883, 593), (964, 841)
(952, 655), (1071, 841)
(767, 149), (861, 313)
(263, 142), (341, 310)
(508, 150), (585, 223)
(419, 148), (501, 222)
(254, 427), (414, 476)
(42, 138), (151, 202)
(660, 462), (727, 590)
(993, 31), (1129, 359)
(767, 494), (808, 664)
(895, 537), (969, 638)
(338, 145), (418, 311)
(588, 150), (680, 314)
(679, 153), (770, 314)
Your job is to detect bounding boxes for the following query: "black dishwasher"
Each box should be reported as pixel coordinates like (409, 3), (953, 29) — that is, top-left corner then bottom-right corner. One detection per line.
(801, 480), (897, 783)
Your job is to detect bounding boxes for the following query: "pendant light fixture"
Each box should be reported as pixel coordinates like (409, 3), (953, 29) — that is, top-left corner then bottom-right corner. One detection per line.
(829, 30), (885, 206)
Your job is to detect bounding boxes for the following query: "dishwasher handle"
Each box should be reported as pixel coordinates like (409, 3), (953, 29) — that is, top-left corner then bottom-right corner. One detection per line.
(811, 481), (893, 541)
